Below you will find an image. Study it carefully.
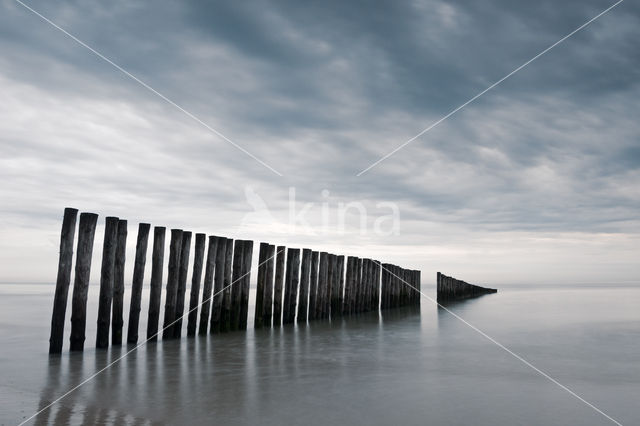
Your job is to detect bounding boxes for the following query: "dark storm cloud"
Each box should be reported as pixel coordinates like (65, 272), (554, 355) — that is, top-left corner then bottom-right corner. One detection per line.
(0, 0), (638, 248)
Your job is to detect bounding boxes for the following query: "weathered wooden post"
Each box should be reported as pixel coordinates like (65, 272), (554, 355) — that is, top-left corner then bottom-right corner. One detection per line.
(49, 207), (78, 354)
(351, 257), (362, 314)
(96, 216), (119, 349)
(186, 233), (205, 337)
(317, 252), (328, 318)
(254, 242), (269, 328)
(221, 238), (234, 332)
(342, 256), (352, 315)
(360, 259), (369, 312)
(111, 219), (128, 345)
(210, 237), (227, 333)
(230, 240), (244, 331)
(69, 212), (98, 352)
(337, 256), (345, 316)
(329, 254), (340, 317)
(146, 226), (166, 341)
(173, 231), (192, 338)
(297, 248), (311, 323)
(162, 229), (183, 340)
(198, 236), (218, 335)
(372, 261), (380, 311)
(283, 248), (300, 324)
(126, 223), (150, 344)
(308, 251), (319, 321)
(328, 254), (337, 318)
(416, 270), (422, 306)
(239, 240), (253, 330)
(262, 244), (275, 327)
(273, 245), (286, 327)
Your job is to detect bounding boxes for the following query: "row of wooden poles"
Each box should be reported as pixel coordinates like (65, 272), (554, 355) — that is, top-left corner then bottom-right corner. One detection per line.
(436, 272), (497, 301)
(50, 208), (421, 354)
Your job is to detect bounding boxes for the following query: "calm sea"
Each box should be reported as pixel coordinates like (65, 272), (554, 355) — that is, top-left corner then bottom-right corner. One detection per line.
(1, 283), (638, 425)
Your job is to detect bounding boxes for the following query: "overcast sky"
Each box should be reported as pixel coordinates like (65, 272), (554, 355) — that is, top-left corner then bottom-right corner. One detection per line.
(1, 0), (638, 285)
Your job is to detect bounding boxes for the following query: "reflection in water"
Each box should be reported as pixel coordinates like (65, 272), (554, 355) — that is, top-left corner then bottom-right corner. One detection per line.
(11, 286), (640, 425)
(31, 310), (422, 425)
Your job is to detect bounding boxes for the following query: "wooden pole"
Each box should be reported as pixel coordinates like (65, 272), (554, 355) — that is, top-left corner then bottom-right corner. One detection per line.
(69, 212), (98, 352)
(297, 248), (311, 323)
(186, 233), (206, 337)
(329, 254), (340, 317)
(318, 252), (329, 319)
(220, 238), (234, 332)
(360, 259), (369, 312)
(230, 240), (244, 331)
(198, 236), (218, 335)
(273, 245), (285, 327)
(262, 244), (275, 327)
(210, 237), (227, 333)
(283, 248), (300, 324)
(162, 229), (183, 340)
(96, 216), (119, 349)
(173, 231), (192, 338)
(289, 248), (300, 324)
(379, 263), (386, 310)
(283, 248), (292, 324)
(254, 242), (268, 328)
(308, 251), (319, 321)
(239, 240), (253, 330)
(126, 223), (150, 344)
(146, 226), (166, 341)
(111, 219), (127, 345)
(372, 261), (380, 311)
(337, 255), (345, 316)
(49, 207), (78, 354)
(354, 258), (363, 313)
(342, 257), (352, 315)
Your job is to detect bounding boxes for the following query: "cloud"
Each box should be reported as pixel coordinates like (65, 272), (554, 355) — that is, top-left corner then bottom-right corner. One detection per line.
(0, 0), (638, 283)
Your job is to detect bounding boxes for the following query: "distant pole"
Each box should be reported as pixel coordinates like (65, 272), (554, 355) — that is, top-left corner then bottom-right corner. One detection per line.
(162, 229), (183, 340)
(336, 255), (345, 317)
(356, 258), (364, 313)
(210, 237), (227, 333)
(297, 248), (311, 324)
(343, 257), (354, 315)
(126, 223), (150, 344)
(372, 261), (380, 311)
(221, 238), (234, 332)
(273, 246), (286, 327)
(96, 216), (119, 349)
(69, 212), (98, 351)
(111, 219), (128, 345)
(288, 248), (301, 324)
(186, 233), (206, 337)
(329, 254), (339, 317)
(198, 236), (218, 335)
(49, 207), (78, 354)
(146, 227), (166, 341)
(262, 244), (275, 327)
(308, 251), (319, 321)
(254, 242), (269, 328)
(230, 240), (244, 331)
(283, 248), (301, 324)
(239, 240), (253, 330)
(317, 252), (329, 319)
(173, 231), (192, 338)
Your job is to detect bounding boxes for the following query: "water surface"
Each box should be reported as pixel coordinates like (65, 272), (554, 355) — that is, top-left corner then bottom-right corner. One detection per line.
(1, 283), (638, 425)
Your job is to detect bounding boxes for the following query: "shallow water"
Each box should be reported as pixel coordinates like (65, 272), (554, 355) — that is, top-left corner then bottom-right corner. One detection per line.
(1, 283), (638, 425)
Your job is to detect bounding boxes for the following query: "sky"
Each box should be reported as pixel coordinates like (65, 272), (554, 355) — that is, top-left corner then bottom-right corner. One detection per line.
(0, 0), (638, 285)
